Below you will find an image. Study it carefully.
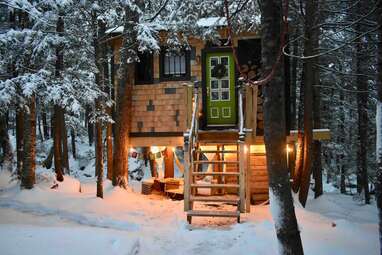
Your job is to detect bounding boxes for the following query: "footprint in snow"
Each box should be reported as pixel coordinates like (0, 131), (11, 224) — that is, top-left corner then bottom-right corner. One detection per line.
(127, 239), (140, 255)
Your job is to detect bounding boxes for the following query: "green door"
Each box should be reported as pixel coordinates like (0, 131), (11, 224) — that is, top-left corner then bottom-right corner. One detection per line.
(206, 52), (237, 126)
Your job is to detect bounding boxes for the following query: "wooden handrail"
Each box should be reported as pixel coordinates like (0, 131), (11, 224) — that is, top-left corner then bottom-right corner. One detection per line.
(238, 78), (245, 141)
(188, 81), (200, 150)
(184, 80), (200, 211)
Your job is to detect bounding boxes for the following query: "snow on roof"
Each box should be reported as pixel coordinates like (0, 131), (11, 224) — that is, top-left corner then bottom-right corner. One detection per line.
(106, 17), (227, 34)
(196, 17), (227, 27)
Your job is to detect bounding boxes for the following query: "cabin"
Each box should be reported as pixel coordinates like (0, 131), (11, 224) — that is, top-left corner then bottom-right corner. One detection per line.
(107, 18), (329, 223)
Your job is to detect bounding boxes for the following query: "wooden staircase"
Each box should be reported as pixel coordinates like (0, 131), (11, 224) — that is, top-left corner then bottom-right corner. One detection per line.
(183, 81), (250, 224)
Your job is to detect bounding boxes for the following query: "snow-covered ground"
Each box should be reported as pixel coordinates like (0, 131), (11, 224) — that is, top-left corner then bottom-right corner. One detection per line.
(0, 169), (379, 255)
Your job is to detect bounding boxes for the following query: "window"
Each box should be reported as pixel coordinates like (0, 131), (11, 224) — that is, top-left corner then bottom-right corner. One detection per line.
(209, 56), (230, 101)
(160, 48), (190, 81)
(135, 52), (154, 85)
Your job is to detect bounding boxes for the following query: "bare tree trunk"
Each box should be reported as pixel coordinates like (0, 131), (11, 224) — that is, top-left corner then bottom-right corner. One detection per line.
(43, 146), (54, 169)
(260, 1), (304, 254)
(339, 92), (346, 194)
(21, 96), (36, 189)
(37, 107), (44, 143)
(0, 113), (13, 172)
(16, 109), (24, 177)
(297, 69), (304, 131)
(53, 12), (64, 182)
(292, 132), (304, 193)
(311, 9), (322, 199)
(299, 0), (316, 207)
(375, 2), (382, 252)
(355, 5), (370, 203)
(60, 110), (70, 175)
(95, 118), (103, 198)
(42, 109), (49, 139)
(93, 14), (106, 198)
(106, 109), (113, 180)
(112, 4), (140, 187)
(290, 32), (298, 130)
(86, 106), (94, 146)
(71, 128), (76, 159)
(53, 106), (64, 181)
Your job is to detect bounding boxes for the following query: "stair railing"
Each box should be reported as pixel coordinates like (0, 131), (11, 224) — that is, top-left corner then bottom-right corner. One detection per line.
(237, 78), (246, 212)
(238, 78), (246, 141)
(184, 80), (200, 211)
(189, 80), (200, 149)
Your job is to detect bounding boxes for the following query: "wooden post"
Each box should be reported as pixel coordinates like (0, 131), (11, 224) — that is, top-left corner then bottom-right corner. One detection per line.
(164, 147), (174, 178)
(143, 148), (155, 178)
(186, 85), (193, 127)
(245, 142), (251, 213)
(214, 145), (223, 195)
(239, 142), (246, 213)
(245, 86), (253, 138)
(183, 138), (190, 211)
(245, 86), (256, 212)
(252, 86), (258, 141)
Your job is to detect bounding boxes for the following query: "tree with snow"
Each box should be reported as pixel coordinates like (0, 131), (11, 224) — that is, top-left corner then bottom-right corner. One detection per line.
(376, 1), (382, 253)
(260, 0), (304, 253)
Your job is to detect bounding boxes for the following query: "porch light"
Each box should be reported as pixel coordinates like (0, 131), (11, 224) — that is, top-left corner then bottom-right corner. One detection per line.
(286, 144), (293, 153)
(286, 144), (293, 167)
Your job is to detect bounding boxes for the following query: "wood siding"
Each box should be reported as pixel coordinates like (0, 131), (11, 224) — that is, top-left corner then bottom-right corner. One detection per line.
(250, 153), (269, 203)
(130, 83), (189, 133)
(221, 149), (269, 204)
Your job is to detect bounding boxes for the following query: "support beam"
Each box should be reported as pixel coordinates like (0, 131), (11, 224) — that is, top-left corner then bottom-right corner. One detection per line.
(164, 147), (174, 178)
(287, 129), (330, 142)
(183, 140), (191, 211)
(239, 142), (245, 213)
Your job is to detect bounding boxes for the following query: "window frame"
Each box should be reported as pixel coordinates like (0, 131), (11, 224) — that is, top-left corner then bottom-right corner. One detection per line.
(135, 51), (154, 85)
(159, 47), (191, 82)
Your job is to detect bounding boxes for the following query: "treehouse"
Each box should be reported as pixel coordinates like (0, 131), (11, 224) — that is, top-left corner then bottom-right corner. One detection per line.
(108, 18), (329, 223)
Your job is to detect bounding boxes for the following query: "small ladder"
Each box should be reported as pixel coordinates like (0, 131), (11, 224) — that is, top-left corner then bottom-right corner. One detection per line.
(184, 142), (246, 224)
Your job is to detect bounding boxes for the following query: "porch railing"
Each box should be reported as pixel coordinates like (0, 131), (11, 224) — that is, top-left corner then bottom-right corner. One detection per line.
(184, 80), (200, 211)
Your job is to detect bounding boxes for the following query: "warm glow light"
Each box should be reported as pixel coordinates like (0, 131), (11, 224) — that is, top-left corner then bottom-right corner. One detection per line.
(150, 146), (159, 153)
(129, 148), (135, 153)
(244, 145), (248, 154)
(286, 144), (293, 153)
(250, 145), (266, 154)
(172, 147), (176, 152)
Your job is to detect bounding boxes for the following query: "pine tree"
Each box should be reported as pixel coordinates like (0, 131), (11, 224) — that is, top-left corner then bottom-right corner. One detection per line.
(112, 1), (142, 188)
(21, 96), (36, 189)
(260, 0), (304, 254)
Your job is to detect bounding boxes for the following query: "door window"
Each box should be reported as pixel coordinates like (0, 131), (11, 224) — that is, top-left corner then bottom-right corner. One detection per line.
(209, 56), (231, 102)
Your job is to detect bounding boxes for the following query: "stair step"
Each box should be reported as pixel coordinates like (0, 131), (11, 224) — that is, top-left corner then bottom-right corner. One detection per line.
(190, 195), (239, 203)
(193, 160), (239, 164)
(191, 183), (240, 189)
(197, 129), (239, 133)
(192, 171), (239, 176)
(195, 150), (238, 154)
(187, 210), (240, 218)
(198, 141), (239, 145)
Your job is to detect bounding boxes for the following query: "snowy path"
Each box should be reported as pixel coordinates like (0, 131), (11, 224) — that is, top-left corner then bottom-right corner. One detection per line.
(0, 171), (379, 255)
(0, 199), (139, 231)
